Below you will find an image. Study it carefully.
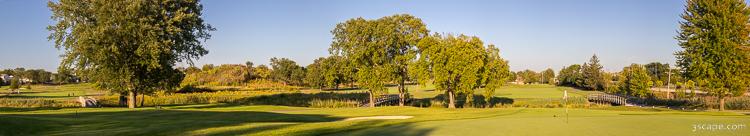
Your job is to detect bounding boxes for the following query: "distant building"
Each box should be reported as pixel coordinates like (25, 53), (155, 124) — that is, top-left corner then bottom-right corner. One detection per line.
(0, 74), (10, 84)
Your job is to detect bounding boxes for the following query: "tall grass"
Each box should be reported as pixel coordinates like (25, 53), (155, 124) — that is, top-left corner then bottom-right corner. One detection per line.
(0, 98), (79, 108)
(511, 97), (589, 108)
(97, 91), (276, 107)
(230, 92), (368, 107)
(630, 96), (750, 110)
(308, 99), (359, 108)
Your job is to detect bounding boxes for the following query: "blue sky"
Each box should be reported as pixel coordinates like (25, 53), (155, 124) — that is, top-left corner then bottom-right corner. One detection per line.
(0, 0), (687, 72)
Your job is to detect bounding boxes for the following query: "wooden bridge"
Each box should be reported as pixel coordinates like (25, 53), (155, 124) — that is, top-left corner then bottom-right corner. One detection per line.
(359, 94), (410, 107)
(587, 93), (629, 106)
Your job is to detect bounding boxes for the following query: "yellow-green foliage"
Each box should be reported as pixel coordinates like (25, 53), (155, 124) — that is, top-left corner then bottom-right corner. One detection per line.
(181, 64), (251, 86)
(245, 80), (302, 91)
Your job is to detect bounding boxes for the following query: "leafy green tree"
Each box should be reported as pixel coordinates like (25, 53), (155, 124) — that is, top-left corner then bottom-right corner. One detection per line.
(48, 0), (213, 108)
(581, 55), (604, 90)
(321, 56), (354, 89)
(684, 80), (696, 97)
(517, 70), (539, 84)
(557, 64), (583, 87)
(305, 58), (327, 89)
(291, 68), (306, 86)
(481, 45), (511, 107)
(25, 69), (52, 84)
(330, 14), (429, 107)
(52, 69), (76, 84)
(270, 57), (305, 86)
(540, 68), (555, 84)
(644, 62), (670, 86)
(620, 64), (652, 97)
(416, 34), (488, 108)
(254, 65), (272, 80)
(603, 72), (620, 94)
(9, 77), (19, 91)
(675, 0), (750, 111)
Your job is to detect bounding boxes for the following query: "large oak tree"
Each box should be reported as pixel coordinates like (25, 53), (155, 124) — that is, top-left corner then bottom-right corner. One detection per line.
(416, 34), (490, 108)
(330, 14), (429, 107)
(48, 0), (213, 108)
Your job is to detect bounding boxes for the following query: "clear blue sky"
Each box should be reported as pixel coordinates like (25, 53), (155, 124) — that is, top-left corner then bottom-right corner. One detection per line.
(0, 0), (688, 72)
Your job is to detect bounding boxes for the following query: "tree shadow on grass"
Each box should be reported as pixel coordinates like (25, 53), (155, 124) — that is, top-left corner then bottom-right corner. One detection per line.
(0, 109), (343, 136)
(0, 107), (63, 112)
(410, 93), (514, 108)
(310, 120), (435, 136)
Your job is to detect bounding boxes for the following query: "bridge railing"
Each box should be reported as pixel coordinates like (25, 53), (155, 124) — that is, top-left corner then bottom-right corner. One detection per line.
(587, 93), (628, 105)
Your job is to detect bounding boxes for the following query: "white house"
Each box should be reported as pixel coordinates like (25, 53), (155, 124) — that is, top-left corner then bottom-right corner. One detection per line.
(0, 74), (11, 83)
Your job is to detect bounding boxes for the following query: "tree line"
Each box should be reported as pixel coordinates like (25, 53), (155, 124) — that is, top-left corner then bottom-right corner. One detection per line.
(0, 68), (79, 86)
(180, 14), (513, 108)
(45, 0), (749, 110)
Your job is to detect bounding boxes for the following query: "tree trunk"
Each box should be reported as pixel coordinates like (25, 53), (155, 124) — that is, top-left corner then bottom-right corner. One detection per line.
(398, 79), (405, 106)
(448, 90), (456, 108)
(466, 95), (473, 108)
(719, 97), (725, 111)
(119, 94), (127, 106)
(369, 90), (375, 107)
(140, 93), (145, 107)
(128, 91), (136, 108)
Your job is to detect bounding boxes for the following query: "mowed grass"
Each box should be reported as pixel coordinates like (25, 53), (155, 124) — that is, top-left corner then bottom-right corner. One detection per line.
(1, 84), (748, 135)
(0, 105), (748, 136)
(1, 84), (105, 100)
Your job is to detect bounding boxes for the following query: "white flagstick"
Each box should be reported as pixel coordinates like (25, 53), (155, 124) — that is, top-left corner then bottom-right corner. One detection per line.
(564, 90), (568, 123)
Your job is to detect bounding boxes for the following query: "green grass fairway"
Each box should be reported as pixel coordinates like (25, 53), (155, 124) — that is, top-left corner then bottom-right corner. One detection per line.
(1, 84), (748, 135)
(1, 105), (747, 136)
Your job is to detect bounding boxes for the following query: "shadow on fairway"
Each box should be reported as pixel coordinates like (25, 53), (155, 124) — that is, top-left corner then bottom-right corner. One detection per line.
(411, 94), (514, 108)
(0, 109), (343, 136)
(317, 120), (436, 136)
(0, 107), (64, 112)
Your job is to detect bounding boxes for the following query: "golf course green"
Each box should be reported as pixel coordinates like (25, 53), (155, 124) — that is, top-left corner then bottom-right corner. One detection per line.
(1, 85), (747, 136)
